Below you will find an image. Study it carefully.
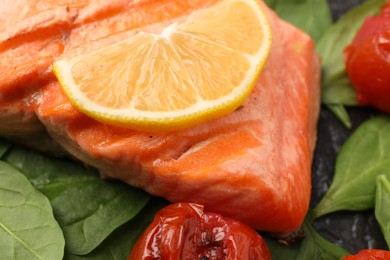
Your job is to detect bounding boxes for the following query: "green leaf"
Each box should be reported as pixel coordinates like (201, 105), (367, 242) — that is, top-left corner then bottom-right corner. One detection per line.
(296, 221), (349, 260)
(264, 0), (332, 42)
(322, 78), (358, 106)
(64, 198), (169, 260)
(264, 220), (349, 260)
(326, 104), (352, 129)
(375, 175), (390, 249)
(0, 161), (65, 260)
(3, 146), (151, 255)
(313, 116), (390, 218)
(318, 0), (386, 126)
(264, 236), (301, 259)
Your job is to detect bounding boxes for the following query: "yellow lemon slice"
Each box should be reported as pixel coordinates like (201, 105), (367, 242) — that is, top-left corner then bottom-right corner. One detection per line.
(53, 0), (272, 132)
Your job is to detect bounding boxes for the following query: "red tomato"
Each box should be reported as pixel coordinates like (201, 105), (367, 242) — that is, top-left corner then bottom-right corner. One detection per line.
(128, 203), (271, 260)
(342, 249), (390, 260)
(344, 2), (390, 113)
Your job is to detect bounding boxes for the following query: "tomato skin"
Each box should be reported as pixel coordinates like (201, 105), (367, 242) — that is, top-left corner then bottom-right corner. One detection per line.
(342, 249), (390, 260)
(128, 203), (271, 260)
(345, 2), (390, 113)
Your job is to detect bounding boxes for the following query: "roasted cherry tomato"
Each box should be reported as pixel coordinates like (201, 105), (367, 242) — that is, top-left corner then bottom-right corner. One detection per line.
(345, 2), (390, 113)
(342, 249), (390, 260)
(129, 203), (271, 260)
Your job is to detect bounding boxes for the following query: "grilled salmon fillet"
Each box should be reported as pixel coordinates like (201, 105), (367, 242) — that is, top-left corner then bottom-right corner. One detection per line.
(0, 0), (320, 232)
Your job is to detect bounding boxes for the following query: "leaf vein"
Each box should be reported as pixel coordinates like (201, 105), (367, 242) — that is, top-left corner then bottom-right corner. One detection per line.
(0, 222), (44, 260)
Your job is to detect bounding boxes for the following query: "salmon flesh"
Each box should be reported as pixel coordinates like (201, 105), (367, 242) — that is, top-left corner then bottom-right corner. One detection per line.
(0, 0), (320, 232)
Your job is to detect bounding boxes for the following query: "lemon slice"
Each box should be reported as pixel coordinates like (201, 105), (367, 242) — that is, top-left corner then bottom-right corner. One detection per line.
(53, 0), (272, 132)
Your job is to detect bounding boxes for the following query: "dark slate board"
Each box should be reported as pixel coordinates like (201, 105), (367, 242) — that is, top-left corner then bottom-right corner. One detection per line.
(311, 107), (387, 253)
(310, 0), (388, 253)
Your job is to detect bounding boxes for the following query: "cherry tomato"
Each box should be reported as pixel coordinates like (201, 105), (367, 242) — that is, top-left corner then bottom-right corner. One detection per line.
(342, 249), (390, 260)
(344, 2), (390, 113)
(128, 203), (271, 260)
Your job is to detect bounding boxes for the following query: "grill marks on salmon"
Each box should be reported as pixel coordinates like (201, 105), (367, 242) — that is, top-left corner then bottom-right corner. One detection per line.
(0, 0), (320, 232)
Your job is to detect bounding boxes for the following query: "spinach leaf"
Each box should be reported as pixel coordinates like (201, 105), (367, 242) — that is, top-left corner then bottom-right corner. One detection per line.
(313, 116), (390, 218)
(264, 220), (349, 259)
(0, 161), (65, 260)
(326, 104), (352, 129)
(296, 221), (349, 260)
(264, 236), (301, 259)
(3, 146), (151, 256)
(264, 0), (332, 42)
(375, 175), (390, 248)
(317, 0), (386, 127)
(64, 198), (169, 260)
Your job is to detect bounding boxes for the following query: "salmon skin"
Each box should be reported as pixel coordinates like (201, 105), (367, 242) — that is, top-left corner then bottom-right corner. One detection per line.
(0, 0), (320, 233)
